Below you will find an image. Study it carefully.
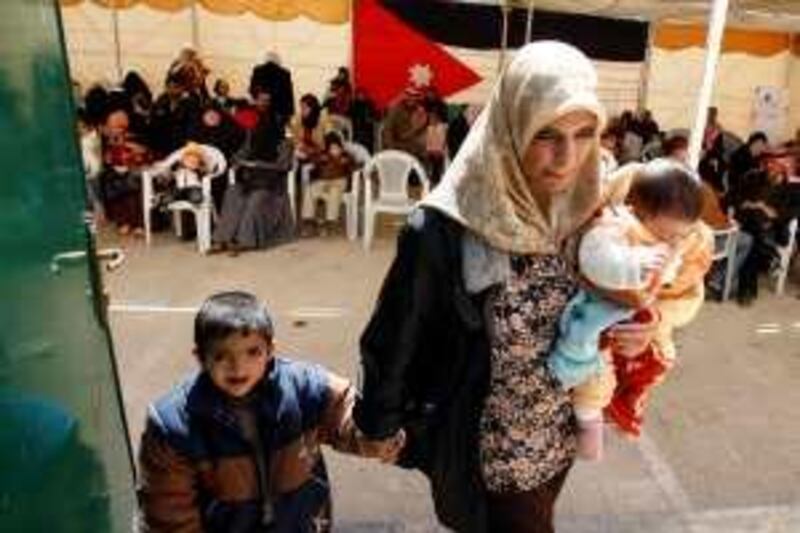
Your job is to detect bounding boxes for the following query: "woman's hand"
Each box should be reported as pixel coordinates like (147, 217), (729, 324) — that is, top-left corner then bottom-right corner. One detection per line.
(609, 310), (659, 358)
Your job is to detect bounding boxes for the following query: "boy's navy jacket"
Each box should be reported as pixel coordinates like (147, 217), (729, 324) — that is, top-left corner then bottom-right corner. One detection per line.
(138, 357), (356, 532)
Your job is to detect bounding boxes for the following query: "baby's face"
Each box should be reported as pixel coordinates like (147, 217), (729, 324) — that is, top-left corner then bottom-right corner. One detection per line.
(642, 214), (694, 246)
(182, 153), (203, 170)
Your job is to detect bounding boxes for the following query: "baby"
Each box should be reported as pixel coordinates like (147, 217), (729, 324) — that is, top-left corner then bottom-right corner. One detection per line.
(159, 142), (208, 206)
(549, 159), (713, 459)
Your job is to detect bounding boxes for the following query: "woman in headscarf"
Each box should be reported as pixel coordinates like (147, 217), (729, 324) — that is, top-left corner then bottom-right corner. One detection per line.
(352, 42), (660, 533)
(212, 90), (294, 255)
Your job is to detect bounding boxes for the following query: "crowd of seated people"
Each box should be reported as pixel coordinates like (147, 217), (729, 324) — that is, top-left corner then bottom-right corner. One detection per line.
(597, 105), (799, 305)
(75, 50), (388, 254)
(75, 52), (799, 288)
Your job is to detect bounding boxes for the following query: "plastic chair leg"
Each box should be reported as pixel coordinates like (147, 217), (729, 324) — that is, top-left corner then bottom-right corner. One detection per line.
(173, 210), (183, 238)
(345, 198), (357, 241)
(363, 209), (375, 251)
(196, 208), (211, 254)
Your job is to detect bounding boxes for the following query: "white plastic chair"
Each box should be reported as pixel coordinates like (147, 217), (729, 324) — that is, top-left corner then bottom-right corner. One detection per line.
(774, 217), (798, 296)
(343, 142), (371, 241)
(142, 144), (226, 254)
(363, 150), (429, 250)
(711, 224), (739, 301)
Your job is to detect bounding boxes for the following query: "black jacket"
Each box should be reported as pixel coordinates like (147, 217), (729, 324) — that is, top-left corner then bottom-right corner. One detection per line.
(249, 62), (295, 123)
(353, 208), (492, 533)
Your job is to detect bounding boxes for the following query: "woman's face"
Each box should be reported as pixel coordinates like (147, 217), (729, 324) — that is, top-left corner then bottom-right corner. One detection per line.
(300, 101), (310, 117)
(521, 110), (598, 200)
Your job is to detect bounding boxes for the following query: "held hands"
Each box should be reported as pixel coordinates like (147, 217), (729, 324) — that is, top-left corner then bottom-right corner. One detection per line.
(356, 429), (406, 464)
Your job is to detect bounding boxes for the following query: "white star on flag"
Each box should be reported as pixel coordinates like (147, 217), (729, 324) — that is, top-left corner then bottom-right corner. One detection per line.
(409, 63), (434, 87)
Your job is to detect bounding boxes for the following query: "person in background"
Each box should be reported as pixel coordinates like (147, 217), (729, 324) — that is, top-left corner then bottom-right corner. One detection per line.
(213, 90), (293, 255)
(618, 111), (644, 164)
(150, 73), (202, 157)
(381, 86), (428, 162)
(290, 93), (332, 212)
(166, 47), (210, 101)
(77, 111), (104, 218)
(425, 100), (449, 186)
(122, 71), (153, 140)
(703, 106), (723, 154)
(351, 88), (378, 152)
(324, 67), (354, 119)
(732, 163), (794, 305)
(99, 108), (151, 235)
(249, 52), (294, 128)
(662, 135), (689, 164)
(599, 129), (619, 176)
(188, 105), (245, 161)
(633, 109), (660, 146)
(300, 132), (356, 237)
(290, 93), (330, 164)
(211, 78), (246, 115)
(727, 131), (769, 207)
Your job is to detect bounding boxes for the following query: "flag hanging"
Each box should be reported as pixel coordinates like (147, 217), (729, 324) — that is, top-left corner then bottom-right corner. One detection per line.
(353, 0), (482, 109)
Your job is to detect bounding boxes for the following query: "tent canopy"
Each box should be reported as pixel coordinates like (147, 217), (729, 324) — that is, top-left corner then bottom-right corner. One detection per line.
(59, 0), (349, 24)
(59, 1), (800, 30)
(501, 1), (800, 31)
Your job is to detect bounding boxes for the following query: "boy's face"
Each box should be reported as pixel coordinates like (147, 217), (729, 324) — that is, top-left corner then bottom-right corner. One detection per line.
(642, 214), (694, 247)
(203, 332), (272, 398)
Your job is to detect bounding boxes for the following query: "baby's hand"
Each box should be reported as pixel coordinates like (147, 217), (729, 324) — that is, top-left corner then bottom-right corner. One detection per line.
(640, 245), (672, 281)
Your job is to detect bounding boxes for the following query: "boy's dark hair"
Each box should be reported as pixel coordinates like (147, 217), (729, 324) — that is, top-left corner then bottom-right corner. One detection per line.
(628, 159), (703, 221)
(194, 291), (274, 359)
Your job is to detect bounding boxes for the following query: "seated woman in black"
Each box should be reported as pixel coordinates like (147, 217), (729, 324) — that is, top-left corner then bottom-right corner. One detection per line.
(733, 166), (796, 304)
(212, 91), (294, 255)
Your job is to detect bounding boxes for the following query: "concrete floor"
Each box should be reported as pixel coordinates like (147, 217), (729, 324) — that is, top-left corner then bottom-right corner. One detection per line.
(102, 227), (800, 532)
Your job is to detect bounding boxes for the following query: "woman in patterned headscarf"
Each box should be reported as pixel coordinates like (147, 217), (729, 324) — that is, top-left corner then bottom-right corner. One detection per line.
(353, 41), (659, 533)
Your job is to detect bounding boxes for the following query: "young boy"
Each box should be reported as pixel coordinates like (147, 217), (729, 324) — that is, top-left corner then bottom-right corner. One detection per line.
(548, 159), (713, 459)
(300, 132), (355, 237)
(138, 291), (401, 532)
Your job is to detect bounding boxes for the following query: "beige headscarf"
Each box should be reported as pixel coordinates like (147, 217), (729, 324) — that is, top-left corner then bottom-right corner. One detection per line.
(421, 41), (607, 254)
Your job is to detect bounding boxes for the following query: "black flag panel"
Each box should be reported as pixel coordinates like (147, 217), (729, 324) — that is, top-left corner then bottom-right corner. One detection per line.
(380, 0), (649, 62)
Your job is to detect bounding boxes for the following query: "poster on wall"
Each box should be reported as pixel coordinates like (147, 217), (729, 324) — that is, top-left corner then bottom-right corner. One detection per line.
(752, 86), (788, 144)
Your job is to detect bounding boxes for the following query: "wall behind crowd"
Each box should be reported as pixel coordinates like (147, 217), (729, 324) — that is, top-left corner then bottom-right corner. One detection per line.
(790, 57), (800, 138)
(647, 47), (798, 140)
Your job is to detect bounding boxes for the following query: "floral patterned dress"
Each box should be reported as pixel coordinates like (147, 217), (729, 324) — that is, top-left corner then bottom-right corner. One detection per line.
(480, 254), (579, 493)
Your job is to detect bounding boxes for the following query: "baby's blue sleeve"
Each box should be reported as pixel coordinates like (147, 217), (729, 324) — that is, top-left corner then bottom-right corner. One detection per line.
(548, 290), (634, 390)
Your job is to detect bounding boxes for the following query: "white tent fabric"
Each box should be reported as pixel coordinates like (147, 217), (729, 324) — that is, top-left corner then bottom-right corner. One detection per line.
(648, 47), (797, 139)
(61, 1), (800, 141)
(61, 3), (349, 100)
